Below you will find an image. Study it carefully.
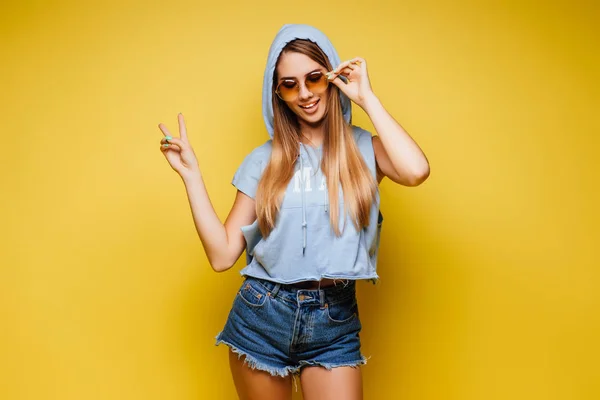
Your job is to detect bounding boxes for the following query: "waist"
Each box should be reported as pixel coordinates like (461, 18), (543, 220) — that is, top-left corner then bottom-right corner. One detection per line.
(246, 276), (356, 297)
(289, 278), (348, 289)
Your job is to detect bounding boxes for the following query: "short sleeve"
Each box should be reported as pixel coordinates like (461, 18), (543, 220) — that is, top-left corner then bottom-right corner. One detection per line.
(351, 125), (376, 174)
(232, 143), (271, 199)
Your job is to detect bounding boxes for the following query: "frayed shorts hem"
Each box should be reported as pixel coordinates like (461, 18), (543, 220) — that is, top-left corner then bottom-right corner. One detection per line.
(296, 357), (369, 371)
(215, 334), (369, 378)
(215, 336), (298, 377)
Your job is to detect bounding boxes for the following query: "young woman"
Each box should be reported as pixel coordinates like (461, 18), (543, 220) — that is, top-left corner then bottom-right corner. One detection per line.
(158, 24), (429, 400)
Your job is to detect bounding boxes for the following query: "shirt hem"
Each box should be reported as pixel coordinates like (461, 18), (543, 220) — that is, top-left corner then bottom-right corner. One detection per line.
(239, 271), (380, 285)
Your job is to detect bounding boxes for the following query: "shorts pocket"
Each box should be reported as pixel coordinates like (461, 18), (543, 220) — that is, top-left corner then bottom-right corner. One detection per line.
(237, 279), (268, 308)
(325, 295), (358, 324)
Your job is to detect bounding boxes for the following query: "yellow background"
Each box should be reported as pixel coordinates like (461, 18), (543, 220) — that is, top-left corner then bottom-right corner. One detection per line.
(1, 0), (598, 399)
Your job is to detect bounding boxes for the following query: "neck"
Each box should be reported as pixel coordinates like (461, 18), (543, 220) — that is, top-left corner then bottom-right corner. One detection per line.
(298, 120), (325, 148)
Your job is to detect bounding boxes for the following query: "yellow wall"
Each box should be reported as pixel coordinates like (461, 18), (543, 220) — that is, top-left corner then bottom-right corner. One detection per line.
(1, 0), (598, 399)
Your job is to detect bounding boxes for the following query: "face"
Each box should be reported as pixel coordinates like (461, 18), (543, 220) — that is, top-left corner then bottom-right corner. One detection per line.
(275, 51), (330, 125)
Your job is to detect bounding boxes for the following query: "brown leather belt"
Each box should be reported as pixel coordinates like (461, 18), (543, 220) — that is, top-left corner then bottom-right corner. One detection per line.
(290, 280), (346, 289)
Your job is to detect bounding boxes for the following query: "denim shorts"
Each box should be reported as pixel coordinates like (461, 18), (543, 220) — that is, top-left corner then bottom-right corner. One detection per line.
(215, 276), (368, 377)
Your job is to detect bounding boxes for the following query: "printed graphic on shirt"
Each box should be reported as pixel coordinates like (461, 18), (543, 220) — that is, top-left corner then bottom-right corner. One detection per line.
(282, 161), (346, 211)
(293, 167), (326, 193)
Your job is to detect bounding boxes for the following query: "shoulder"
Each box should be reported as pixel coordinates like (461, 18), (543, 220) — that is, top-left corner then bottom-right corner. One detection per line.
(247, 139), (273, 159)
(349, 124), (375, 154)
(349, 125), (377, 174)
(239, 139), (273, 166)
(232, 140), (273, 197)
(350, 125), (374, 145)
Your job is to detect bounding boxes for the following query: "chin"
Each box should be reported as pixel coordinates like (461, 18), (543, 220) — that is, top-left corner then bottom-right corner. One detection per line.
(295, 106), (327, 125)
(300, 113), (325, 125)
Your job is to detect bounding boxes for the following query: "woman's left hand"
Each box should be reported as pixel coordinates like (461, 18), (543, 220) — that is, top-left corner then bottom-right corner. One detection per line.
(326, 57), (375, 110)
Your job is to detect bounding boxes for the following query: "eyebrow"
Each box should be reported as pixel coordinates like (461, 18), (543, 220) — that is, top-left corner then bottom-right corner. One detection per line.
(279, 69), (322, 81)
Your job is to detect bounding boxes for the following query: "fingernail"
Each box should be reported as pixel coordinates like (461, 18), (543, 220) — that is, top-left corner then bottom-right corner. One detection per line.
(163, 143), (170, 148)
(165, 135), (172, 141)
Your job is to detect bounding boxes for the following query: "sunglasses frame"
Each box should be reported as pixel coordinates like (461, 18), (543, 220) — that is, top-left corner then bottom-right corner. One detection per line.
(275, 70), (330, 102)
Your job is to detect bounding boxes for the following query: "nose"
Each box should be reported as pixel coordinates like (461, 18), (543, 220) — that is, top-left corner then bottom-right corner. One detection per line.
(298, 81), (313, 101)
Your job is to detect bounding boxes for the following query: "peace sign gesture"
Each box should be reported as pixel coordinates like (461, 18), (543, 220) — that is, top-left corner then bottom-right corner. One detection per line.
(326, 57), (375, 110)
(158, 113), (201, 181)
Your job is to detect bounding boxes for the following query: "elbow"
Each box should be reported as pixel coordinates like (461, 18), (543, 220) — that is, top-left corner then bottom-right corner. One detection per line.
(208, 257), (235, 273)
(211, 263), (233, 273)
(406, 165), (430, 187)
(210, 263), (226, 273)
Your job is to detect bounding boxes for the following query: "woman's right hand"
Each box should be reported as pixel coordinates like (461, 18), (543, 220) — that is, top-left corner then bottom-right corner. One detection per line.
(158, 113), (201, 181)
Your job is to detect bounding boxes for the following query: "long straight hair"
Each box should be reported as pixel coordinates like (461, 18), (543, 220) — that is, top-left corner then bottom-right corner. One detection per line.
(255, 39), (377, 237)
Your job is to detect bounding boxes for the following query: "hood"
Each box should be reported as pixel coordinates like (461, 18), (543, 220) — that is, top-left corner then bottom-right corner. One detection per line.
(261, 24), (352, 138)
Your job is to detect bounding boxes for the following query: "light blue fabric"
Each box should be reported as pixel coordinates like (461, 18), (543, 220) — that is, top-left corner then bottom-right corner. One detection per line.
(262, 24), (352, 138)
(233, 24), (383, 284)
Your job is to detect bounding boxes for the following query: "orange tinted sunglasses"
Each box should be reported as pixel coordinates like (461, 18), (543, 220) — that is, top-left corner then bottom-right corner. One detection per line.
(275, 70), (330, 102)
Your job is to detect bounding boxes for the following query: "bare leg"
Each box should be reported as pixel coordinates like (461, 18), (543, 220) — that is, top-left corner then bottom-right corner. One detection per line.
(228, 350), (292, 400)
(300, 366), (363, 400)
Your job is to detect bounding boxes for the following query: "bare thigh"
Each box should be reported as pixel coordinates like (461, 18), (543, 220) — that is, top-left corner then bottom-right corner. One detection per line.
(300, 366), (363, 400)
(228, 350), (292, 400)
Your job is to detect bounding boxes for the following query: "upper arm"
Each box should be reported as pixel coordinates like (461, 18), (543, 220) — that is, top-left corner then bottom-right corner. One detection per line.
(222, 190), (257, 270)
(220, 146), (267, 269)
(372, 135), (405, 185)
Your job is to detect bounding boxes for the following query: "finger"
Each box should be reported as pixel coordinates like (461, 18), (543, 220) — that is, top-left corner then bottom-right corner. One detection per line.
(326, 71), (342, 82)
(161, 137), (186, 148)
(160, 143), (182, 152)
(332, 68), (353, 80)
(158, 123), (173, 137)
(178, 113), (188, 141)
(328, 74), (347, 89)
(351, 57), (367, 70)
(332, 57), (365, 74)
(332, 59), (353, 73)
(326, 66), (350, 81)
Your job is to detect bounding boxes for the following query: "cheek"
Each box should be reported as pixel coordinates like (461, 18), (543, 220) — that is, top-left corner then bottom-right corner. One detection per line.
(319, 96), (329, 115)
(284, 101), (302, 115)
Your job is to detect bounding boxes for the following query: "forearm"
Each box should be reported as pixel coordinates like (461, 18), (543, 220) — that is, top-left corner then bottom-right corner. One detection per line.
(181, 173), (233, 272)
(364, 94), (430, 183)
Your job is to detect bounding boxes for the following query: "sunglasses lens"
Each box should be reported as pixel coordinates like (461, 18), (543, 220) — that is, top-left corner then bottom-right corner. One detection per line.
(276, 72), (329, 101)
(277, 80), (298, 101)
(305, 72), (328, 93)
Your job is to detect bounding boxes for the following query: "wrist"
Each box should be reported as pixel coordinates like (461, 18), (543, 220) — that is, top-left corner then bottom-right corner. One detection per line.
(362, 93), (381, 114)
(182, 170), (202, 186)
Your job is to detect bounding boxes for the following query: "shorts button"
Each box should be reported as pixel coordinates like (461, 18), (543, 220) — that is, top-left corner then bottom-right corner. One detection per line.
(299, 294), (305, 300)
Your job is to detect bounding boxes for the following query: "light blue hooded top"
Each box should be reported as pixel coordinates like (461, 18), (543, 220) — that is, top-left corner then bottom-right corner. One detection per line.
(233, 24), (383, 284)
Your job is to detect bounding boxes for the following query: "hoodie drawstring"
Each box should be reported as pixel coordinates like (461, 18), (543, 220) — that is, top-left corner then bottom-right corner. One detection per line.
(324, 182), (329, 213)
(299, 145), (307, 255)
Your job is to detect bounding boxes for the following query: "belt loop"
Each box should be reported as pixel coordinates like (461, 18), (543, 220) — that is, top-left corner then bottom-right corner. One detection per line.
(318, 279), (324, 306)
(271, 283), (281, 297)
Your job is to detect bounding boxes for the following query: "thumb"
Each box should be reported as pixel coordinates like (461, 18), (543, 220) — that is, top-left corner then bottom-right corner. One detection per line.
(327, 73), (346, 90)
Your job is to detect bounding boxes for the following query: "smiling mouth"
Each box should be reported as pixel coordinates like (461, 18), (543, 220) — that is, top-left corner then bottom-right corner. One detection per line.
(299, 100), (319, 109)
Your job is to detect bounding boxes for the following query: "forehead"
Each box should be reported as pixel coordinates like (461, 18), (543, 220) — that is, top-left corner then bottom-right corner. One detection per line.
(276, 51), (323, 79)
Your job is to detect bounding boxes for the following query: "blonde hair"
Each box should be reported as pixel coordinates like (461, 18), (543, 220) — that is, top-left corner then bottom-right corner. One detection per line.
(255, 39), (377, 237)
